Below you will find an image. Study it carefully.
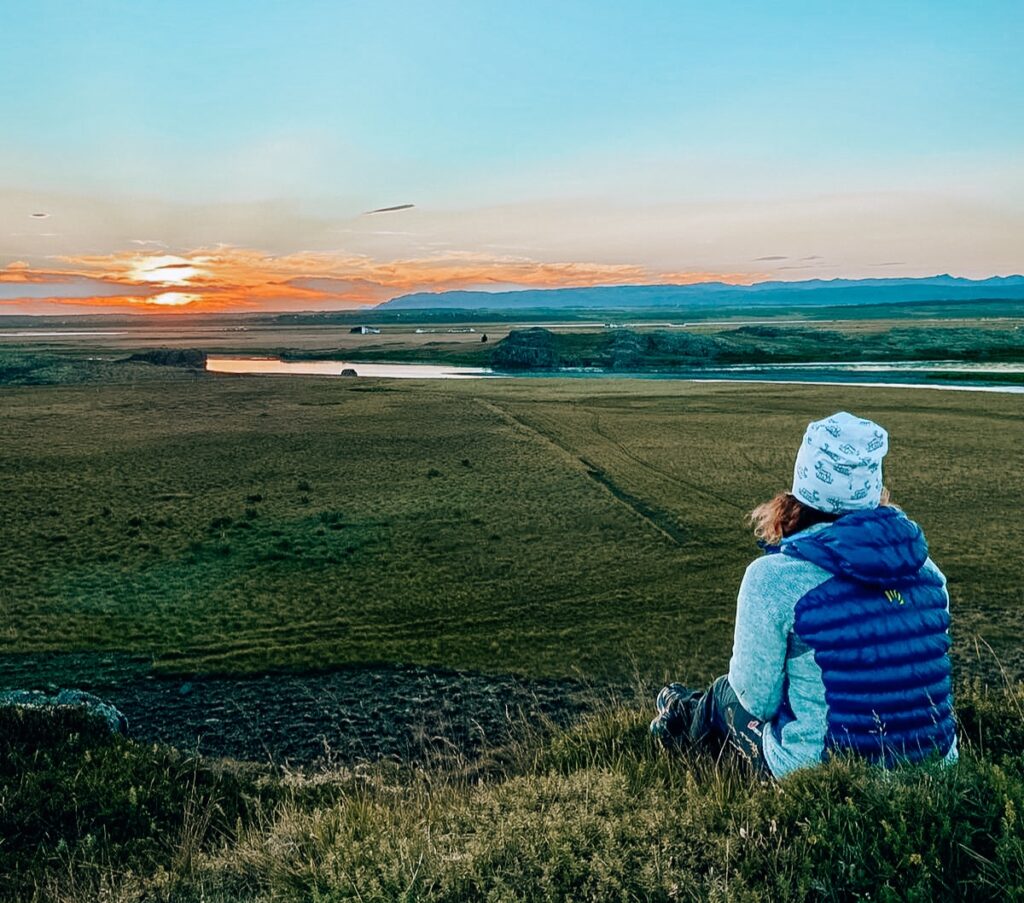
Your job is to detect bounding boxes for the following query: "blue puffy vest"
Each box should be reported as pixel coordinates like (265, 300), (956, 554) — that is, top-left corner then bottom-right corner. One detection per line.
(781, 506), (956, 764)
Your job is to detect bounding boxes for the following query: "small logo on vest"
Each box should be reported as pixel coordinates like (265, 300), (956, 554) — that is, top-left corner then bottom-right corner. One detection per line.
(884, 589), (906, 605)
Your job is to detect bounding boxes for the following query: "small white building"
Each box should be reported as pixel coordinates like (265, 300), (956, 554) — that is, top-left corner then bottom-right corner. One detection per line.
(350, 326), (381, 335)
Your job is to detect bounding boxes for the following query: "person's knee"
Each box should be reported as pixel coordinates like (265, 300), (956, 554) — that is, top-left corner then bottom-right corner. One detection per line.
(688, 675), (728, 744)
(711, 674), (739, 709)
(710, 674), (731, 693)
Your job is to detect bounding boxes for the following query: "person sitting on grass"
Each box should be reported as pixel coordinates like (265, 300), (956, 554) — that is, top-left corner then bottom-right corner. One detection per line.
(651, 411), (957, 778)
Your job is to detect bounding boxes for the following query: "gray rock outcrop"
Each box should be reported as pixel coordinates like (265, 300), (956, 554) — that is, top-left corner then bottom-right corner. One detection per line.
(0, 689), (129, 735)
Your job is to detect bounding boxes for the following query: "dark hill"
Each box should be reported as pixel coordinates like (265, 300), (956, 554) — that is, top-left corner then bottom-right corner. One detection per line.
(489, 325), (1024, 371)
(379, 275), (1024, 311)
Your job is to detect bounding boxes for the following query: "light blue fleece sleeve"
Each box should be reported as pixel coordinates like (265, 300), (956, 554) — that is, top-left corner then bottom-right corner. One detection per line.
(922, 558), (951, 613)
(924, 557), (959, 764)
(727, 556), (796, 721)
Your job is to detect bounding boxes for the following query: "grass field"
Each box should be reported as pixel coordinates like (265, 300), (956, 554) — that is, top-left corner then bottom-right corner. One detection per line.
(4, 367), (1024, 901)
(2, 374), (1021, 685)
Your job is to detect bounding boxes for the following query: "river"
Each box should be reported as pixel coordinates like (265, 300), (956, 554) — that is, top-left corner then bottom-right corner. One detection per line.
(205, 355), (1024, 394)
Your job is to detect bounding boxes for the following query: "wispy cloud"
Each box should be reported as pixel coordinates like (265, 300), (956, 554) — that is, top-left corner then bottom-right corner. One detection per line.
(363, 204), (416, 215)
(754, 255), (788, 261)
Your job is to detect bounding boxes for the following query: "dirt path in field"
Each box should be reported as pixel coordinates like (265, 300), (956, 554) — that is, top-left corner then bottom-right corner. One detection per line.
(0, 653), (618, 767)
(479, 399), (686, 546)
(585, 409), (750, 515)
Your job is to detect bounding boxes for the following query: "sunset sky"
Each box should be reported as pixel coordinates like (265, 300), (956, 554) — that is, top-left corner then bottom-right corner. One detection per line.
(2, 1), (1022, 314)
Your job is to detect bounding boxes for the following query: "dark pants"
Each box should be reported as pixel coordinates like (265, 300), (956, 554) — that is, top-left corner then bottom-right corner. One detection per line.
(691, 675), (771, 775)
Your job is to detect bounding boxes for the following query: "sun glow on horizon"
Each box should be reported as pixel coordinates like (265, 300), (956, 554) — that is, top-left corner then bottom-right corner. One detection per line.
(0, 247), (763, 313)
(145, 291), (201, 306)
(127, 255), (208, 286)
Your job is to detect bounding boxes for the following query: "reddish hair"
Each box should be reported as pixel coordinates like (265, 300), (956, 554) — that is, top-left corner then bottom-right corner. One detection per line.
(750, 488), (893, 546)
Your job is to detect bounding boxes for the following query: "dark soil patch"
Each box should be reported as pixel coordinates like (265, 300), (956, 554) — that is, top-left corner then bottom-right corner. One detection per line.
(0, 653), (615, 767)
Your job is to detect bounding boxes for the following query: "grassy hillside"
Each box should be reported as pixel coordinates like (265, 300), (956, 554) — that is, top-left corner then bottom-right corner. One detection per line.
(3, 682), (1024, 902)
(1, 376), (1021, 684)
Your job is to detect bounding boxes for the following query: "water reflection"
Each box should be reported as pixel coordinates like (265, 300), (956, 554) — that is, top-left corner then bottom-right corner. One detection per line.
(206, 355), (1024, 393)
(206, 356), (496, 379)
(690, 377), (1024, 394)
(705, 361), (1024, 374)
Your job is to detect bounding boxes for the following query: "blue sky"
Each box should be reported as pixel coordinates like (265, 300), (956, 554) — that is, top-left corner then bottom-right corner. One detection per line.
(2, 1), (1022, 312)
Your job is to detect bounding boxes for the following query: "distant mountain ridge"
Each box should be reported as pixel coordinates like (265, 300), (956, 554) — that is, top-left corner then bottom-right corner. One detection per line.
(377, 275), (1024, 310)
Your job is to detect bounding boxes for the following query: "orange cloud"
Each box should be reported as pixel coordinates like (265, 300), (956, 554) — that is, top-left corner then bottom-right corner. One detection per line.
(0, 247), (763, 313)
(0, 260), (80, 284)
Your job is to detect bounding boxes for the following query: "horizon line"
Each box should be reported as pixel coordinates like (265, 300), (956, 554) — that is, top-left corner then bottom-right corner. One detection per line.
(1, 271), (1022, 319)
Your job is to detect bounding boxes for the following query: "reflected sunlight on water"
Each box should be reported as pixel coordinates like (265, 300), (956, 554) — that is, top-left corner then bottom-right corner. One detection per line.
(206, 356), (496, 379)
(205, 355), (1024, 392)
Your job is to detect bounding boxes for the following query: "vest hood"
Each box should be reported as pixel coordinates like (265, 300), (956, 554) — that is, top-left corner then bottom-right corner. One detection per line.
(781, 506), (929, 585)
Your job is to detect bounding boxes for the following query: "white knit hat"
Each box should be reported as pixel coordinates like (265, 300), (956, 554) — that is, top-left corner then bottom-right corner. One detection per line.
(792, 411), (888, 513)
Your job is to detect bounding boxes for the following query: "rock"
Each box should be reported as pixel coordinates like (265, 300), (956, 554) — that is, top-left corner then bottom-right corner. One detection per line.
(608, 330), (647, 370)
(489, 328), (560, 369)
(341, 368), (358, 377)
(0, 689), (128, 735)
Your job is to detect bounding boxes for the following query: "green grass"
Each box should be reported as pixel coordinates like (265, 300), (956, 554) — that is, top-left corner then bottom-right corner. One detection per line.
(2, 376), (1022, 683)
(4, 682), (1024, 902)
(3, 365), (1024, 899)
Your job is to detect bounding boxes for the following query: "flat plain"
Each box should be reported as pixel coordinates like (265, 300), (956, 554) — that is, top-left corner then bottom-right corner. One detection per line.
(2, 372), (1021, 686)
